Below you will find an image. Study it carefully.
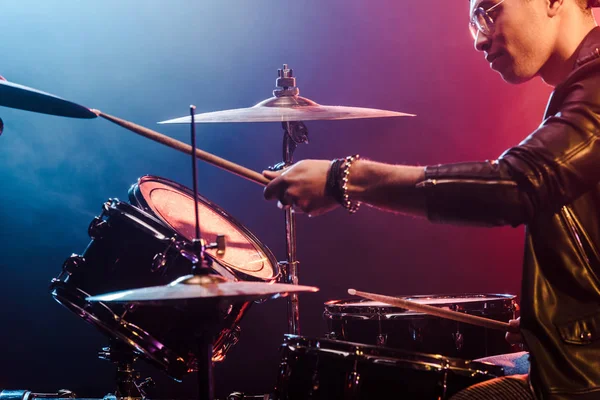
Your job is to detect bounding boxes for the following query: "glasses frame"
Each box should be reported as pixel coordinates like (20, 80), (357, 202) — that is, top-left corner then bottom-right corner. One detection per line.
(470, 0), (507, 39)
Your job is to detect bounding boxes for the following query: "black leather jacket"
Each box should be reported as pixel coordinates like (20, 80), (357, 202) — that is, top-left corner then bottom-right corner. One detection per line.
(419, 27), (600, 400)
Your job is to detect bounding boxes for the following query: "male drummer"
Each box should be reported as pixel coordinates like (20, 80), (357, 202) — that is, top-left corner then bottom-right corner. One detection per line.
(263, 0), (600, 399)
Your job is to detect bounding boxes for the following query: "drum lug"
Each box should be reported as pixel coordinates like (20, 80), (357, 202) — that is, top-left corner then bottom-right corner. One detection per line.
(213, 325), (241, 362)
(151, 253), (168, 272)
(62, 254), (85, 274)
(88, 217), (109, 240)
(409, 325), (424, 343)
(344, 358), (361, 399)
(452, 330), (464, 351)
(376, 334), (387, 346)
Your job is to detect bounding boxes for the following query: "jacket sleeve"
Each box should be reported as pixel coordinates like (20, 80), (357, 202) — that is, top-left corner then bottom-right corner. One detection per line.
(419, 66), (600, 227)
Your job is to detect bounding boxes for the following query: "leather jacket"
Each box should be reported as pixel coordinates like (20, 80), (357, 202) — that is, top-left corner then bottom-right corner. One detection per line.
(419, 27), (600, 400)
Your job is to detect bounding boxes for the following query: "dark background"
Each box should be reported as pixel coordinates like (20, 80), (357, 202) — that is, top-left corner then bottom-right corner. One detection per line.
(1, 1), (588, 398)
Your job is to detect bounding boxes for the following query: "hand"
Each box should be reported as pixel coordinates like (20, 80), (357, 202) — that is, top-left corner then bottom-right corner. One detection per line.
(262, 159), (340, 216)
(505, 317), (523, 345)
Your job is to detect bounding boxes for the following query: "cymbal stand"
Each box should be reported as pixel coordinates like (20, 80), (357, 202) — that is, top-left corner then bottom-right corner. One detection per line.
(268, 65), (310, 336)
(188, 105), (218, 400)
(98, 339), (154, 400)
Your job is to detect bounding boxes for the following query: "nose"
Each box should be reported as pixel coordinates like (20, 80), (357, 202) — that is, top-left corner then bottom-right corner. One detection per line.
(474, 30), (491, 52)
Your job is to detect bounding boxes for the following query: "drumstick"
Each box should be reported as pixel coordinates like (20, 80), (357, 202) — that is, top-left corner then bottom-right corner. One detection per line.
(92, 110), (270, 186)
(348, 289), (519, 333)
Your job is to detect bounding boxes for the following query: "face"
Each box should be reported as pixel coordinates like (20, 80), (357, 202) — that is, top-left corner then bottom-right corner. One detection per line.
(470, 0), (559, 84)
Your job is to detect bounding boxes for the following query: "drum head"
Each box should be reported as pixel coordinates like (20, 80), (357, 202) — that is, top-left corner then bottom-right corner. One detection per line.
(130, 175), (278, 281)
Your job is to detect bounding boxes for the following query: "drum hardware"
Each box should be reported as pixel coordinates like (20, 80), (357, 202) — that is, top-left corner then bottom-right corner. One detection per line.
(226, 393), (271, 400)
(274, 335), (505, 400)
(0, 390), (77, 400)
(325, 294), (517, 359)
(452, 330), (464, 351)
(376, 333), (387, 346)
(348, 289), (518, 333)
(87, 276), (319, 400)
(0, 77), (97, 119)
(97, 339), (155, 400)
(0, 116), (4, 136)
(49, 197), (259, 381)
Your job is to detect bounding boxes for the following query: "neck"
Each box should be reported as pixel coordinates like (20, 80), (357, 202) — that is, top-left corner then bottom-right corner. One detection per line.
(540, 16), (597, 86)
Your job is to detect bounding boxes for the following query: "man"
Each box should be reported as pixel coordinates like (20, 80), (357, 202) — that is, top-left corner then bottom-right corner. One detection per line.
(263, 0), (600, 398)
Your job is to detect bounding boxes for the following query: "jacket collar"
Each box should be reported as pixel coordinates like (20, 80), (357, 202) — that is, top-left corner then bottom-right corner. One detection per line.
(574, 26), (600, 68)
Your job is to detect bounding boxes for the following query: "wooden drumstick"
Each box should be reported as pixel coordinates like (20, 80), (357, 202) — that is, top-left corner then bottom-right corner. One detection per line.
(348, 289), (519, 333)
(92, 110), (270, 186)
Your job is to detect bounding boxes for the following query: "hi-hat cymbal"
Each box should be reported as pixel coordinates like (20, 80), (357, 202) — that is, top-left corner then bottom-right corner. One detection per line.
(0, 78), (97, 119)
(86, 274), (319, 304)
(158, 96), (414, 124)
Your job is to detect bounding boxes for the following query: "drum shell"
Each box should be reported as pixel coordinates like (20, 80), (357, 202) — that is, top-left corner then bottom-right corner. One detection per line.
(324, 294), (517, 360)
(50, 200), (247, 380)
(274, 335), (504, 400)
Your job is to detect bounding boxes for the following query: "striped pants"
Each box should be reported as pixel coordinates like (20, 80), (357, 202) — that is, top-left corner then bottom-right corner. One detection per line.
(449, 374), (534, 399)
(450, 351), (534, 400)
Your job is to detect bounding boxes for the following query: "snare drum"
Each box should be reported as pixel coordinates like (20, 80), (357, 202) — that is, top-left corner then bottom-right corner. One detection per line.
(50, 176), (278, 380)
(324, 294), (517, 360)
(274, 335), (504, 400)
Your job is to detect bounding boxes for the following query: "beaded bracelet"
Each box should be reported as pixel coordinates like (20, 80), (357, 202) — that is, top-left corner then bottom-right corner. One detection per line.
(340, 154), (361, 214)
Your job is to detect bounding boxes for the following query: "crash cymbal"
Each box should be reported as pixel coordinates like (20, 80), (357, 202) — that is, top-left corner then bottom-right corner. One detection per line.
(159, 97), (414, 124)
(158, 64), (414, 124)
(0, 78), (96, 119)
(86, 274), (319, 304)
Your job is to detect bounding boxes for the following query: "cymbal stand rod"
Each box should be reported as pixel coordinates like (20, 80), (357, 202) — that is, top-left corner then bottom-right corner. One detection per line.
(281, 121), (309, 335)
(189, 105), (208, 271)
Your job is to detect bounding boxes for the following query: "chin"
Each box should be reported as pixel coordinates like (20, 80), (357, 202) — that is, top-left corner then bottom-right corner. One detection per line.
(497, 66), (535, 85)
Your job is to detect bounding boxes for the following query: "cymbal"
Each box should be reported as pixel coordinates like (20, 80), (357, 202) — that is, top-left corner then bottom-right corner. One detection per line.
(0, 78), (97, 119)
(158, 96), (415, 124)
(86, 274), (319, 304)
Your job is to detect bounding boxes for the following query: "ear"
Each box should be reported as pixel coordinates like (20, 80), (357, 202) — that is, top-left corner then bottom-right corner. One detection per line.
(547, 0), (564, 17)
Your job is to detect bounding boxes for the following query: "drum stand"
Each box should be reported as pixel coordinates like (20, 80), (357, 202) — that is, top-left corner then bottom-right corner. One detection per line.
(269, 65), (310, 336)
(98, 340), (154, 400)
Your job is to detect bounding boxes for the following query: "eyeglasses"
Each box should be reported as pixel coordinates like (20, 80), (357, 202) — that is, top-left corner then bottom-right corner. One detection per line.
(469, 0), (507, 40)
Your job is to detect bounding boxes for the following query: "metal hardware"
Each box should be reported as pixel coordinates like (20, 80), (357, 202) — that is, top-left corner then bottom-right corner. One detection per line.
(88, 217), (109, 240)
(205, 234), (227, 256)
(452, 330), (464, 351)
(213, 325), (241, 362)
(62, 254), (84, 274)
(98, 341), (150, 400)
(274, 64), (299, 97)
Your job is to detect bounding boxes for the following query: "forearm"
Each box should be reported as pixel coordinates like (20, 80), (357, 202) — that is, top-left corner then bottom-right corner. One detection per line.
(345, 159), (428, 217)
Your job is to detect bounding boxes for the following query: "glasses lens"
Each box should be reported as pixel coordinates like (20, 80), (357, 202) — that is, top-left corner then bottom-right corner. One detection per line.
(469, 21), (479, 40)
(470, 8), (491, 39)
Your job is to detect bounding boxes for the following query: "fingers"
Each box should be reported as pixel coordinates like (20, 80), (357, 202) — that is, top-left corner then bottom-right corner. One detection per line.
(505, 317), (522, 345)
(505, 331), (524, 345)
(262, 169), (283, 181)
(263, 171), (285, 200)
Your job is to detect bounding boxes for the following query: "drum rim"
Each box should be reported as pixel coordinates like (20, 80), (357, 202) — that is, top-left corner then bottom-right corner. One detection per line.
(50, 279), (190, 380)
(281, 334), (505, 378)
(323, 293), (517, 320)
(129, 175), (279, 282)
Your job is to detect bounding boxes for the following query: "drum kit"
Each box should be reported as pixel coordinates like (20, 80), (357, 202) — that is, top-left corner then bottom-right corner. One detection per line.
(0, 65), (520, 400)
